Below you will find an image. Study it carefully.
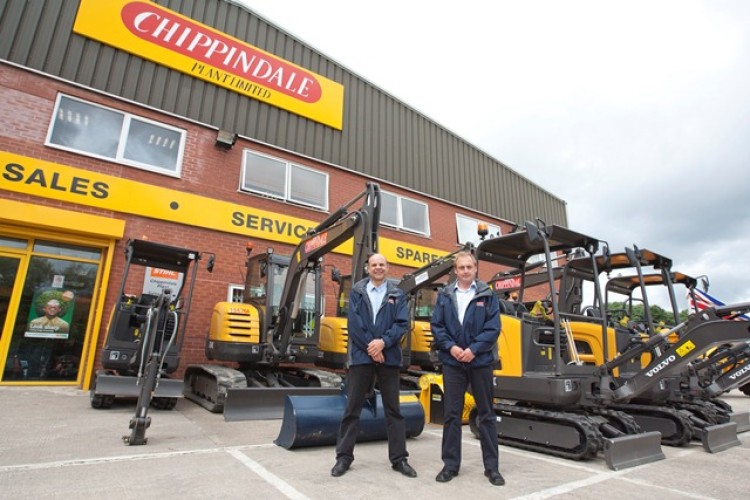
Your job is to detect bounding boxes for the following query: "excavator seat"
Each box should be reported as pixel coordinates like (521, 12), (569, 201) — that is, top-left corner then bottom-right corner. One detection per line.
(500, 300), (528, 318)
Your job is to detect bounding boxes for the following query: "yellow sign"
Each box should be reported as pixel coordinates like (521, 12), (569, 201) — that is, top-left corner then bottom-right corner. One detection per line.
(676, 340), (696, 357)
(0, 151), (447, 268)
(73, 0), (344, 130)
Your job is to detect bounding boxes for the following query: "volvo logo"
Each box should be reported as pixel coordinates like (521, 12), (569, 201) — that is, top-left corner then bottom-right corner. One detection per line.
(646, 355), (676, 378)
(728, 364), (750, 381)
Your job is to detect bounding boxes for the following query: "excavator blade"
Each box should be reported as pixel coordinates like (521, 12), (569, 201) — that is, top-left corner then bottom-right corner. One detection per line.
(701, 422), (740, 453)
(94, 374), (183, 398)
(729, 411), (750, 433)
(603, 431), (665, 471)
(275, 391), (425, 449)
(223, 387), (341, 421)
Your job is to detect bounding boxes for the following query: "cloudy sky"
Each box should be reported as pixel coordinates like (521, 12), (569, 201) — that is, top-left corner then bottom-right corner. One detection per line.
(236, 0), (750, 309)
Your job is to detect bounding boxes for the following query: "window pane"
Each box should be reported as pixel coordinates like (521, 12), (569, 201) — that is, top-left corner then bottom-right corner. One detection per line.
(456, 215), (477, 245)
(380, 192), (398, 226)
(123, 118), (182, 172)
(401, 197), (429, 234)
(33, 241), (102, 261)
(49, 96), (122, 159)
(0, 237), (28, 250)
(242, 152), (286, 198)
(457, 215), (501, 245)
(289, 165), (327, 209)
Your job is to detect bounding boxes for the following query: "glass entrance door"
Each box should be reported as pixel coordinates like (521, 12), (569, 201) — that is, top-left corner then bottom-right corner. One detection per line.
(1, 241), (101, 383)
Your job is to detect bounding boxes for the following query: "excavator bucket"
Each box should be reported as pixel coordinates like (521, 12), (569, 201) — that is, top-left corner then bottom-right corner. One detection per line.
(275, 390), (425, 449)
(701, 422), (740, 453)
(94, 374), (184, 398)
(729, 411), (750, 433)
(223, 387), (341, 421)
(603, 431), (665, 471)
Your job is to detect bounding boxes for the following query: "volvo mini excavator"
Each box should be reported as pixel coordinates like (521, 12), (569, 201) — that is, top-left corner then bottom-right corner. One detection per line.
(183, 183), (420, 429)
(89, 239), (214, 445)
(470, 221), (750, 470)
(559, 246), (749, 448)
(601, 268), (750, 438)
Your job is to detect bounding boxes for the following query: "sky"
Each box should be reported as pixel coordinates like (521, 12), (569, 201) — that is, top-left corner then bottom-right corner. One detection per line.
(235, 0), (750, 310)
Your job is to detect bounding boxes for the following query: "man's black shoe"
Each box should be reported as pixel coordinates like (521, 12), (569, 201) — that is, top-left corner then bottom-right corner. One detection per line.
(484, 470), (505, 486)
(391, 459), (417, 478)
(331, 459), (350, 477)
(435, 467), (458, 482)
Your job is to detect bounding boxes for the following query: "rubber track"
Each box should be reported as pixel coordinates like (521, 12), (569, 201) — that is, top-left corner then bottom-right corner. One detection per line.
(609, 403), (695, 447)
(589, 408), (643, 435)
(494, 403), (604, 461)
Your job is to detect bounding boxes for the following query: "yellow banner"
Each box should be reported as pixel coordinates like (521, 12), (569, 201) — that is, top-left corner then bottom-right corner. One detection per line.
(0, 151), (448, 268)
(73, 0), (344, 130)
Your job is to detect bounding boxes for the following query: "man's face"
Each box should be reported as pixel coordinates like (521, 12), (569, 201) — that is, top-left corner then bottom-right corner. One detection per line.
(454, 255), (477, 287)
(367, 255), (388, 283)
(44, 302), (61, 317)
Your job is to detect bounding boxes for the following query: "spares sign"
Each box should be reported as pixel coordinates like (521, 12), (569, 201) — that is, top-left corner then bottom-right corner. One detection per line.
(73, 0), (344, 130)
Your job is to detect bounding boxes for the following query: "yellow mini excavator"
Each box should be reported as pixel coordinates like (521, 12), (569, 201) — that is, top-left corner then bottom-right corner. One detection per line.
(183, 183), (382, 418)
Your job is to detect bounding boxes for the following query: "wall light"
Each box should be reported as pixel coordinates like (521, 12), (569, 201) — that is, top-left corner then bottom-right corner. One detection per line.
(215, 129), (238, 150)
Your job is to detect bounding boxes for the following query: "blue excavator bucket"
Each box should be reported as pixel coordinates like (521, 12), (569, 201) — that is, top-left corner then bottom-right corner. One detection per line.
(275, 388), (425, 449)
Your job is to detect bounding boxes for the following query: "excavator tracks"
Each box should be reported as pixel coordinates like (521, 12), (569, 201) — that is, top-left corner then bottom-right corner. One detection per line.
(610, 403), (695, 446)
(492, 403), (604, 461)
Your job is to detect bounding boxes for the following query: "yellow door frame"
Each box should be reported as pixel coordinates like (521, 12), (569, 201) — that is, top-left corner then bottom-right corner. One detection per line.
(0, 199), (125, 389)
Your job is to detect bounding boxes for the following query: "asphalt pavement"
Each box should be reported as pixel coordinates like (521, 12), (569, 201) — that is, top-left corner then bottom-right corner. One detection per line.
(1, 386), (749, 499)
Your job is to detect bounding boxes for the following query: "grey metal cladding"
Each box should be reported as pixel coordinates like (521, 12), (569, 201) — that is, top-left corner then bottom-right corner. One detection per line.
(0, 0), (567, 227)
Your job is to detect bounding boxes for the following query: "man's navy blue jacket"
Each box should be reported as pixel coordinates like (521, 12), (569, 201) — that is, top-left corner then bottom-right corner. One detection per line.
(347, 278), (409, 367)
(431, 280), (501, 368)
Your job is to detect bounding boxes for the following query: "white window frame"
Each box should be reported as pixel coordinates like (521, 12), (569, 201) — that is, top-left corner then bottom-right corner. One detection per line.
(456, 214), (502, 246)
(240, 150), (329, 211)
(228, 284), (244, 303)
(380, 190), (430, 236)
(46, 94), (186, 177)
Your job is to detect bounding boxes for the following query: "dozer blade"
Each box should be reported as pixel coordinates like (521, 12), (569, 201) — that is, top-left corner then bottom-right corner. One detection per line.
(603, 431), (665, 471)
(94, 375), (183, 398)
(729, 411), (750, 433)
(275, 391), (425, 449)
(701, 421), (740, 453)
(223, 387), (341, 421)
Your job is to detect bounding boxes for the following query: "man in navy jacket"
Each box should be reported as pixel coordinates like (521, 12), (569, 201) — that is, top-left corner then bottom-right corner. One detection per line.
(331, 253), (417, 478)
(431, 250), (504, 486)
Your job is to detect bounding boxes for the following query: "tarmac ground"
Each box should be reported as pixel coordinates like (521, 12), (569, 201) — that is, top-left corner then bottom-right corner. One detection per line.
(1, 386), (749, 499)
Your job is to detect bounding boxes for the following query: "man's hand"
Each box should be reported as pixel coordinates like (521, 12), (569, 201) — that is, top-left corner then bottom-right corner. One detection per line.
(456, 348), (475, 363)
(450, 345), (465, 361)
(367, 338), (386, 358)
(371, 352), (385, 363)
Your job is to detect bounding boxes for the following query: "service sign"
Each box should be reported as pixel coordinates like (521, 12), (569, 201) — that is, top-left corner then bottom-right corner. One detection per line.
(73, 0), (344, 129)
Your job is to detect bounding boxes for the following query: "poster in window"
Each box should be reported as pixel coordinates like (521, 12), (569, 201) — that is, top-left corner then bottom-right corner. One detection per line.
(25, 288), (76, 339)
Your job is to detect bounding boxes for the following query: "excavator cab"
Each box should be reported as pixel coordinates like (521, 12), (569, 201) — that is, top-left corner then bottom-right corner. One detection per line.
(206, 249), (321, 366)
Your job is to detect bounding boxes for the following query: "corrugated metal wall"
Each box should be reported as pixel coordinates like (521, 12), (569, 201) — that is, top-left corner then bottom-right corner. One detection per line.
(0, 0), (567, 226)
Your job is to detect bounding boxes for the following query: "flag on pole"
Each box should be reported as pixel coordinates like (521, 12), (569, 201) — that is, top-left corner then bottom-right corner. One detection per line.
(687, 289), (750, 321)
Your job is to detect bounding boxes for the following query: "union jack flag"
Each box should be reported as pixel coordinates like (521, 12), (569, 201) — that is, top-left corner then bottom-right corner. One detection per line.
(687, 289), (750, 321)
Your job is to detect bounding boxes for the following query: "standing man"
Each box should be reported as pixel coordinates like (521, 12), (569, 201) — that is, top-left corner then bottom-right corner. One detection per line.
(431, 251), (504, 486)
(331, 253), (417, 478)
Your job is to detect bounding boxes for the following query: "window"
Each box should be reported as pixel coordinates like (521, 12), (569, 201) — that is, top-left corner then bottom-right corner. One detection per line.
(381, 191), (430, 235)
(456, 214), (501, 246)
(46, 94), (185, 177)
(228, 284), (244, 303)
(241, 150), (328, 210)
